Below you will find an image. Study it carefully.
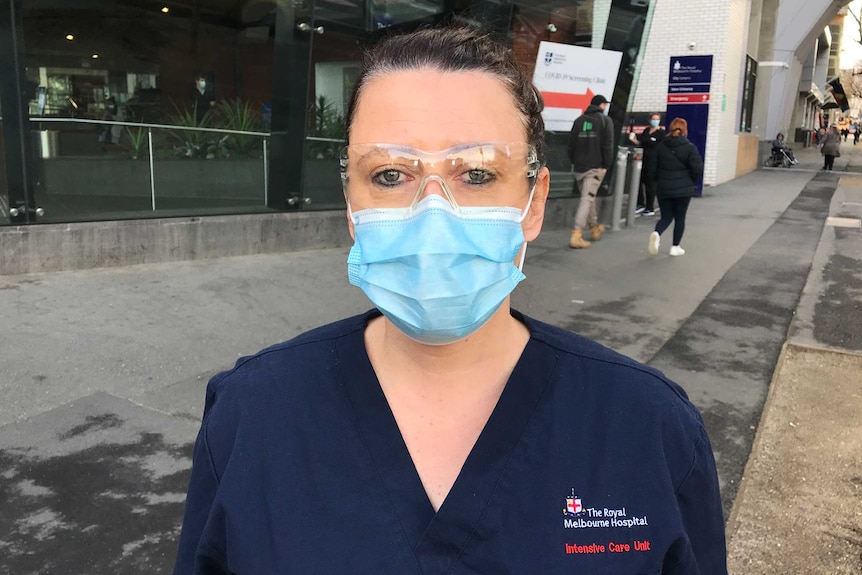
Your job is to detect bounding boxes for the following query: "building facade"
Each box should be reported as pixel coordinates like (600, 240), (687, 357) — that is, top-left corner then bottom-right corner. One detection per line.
(0, 0), (852, 273)
(630, 0), (850, 186)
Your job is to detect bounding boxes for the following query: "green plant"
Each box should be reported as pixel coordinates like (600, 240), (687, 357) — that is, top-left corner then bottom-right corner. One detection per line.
(306, 95), (345, 160)
(167, 102), (215, 158)
(216, 98), (264, 156)
(125, 125), (147, 159)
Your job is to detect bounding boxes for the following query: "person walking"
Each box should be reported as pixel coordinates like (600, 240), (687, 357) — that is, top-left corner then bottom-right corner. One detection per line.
(628, 112), (666, 215)
(566, 94), (614, 248)
(647, 117), (703, 257)
(820, 125), (841, 171)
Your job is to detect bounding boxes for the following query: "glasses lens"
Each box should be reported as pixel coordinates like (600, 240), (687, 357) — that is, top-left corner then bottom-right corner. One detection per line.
(341, 142), (537, 210)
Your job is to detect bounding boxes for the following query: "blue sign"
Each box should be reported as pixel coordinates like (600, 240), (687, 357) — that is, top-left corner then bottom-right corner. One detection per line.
(666, 55), (713, 195)
(668, 56), (714, 85)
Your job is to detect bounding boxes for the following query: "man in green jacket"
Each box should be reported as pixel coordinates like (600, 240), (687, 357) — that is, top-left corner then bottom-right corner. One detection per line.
(566, 94), (615, 248)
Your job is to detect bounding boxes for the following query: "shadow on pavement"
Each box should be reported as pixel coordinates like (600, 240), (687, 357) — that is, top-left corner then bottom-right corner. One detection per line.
(0, 393), (195, 573)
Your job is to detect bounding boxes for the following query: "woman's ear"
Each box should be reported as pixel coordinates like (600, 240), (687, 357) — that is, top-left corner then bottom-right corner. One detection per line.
(523, 166), (549, 242)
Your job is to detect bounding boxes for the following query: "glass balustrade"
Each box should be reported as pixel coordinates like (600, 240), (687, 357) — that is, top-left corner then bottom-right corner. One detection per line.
(28, 117), (273, 222)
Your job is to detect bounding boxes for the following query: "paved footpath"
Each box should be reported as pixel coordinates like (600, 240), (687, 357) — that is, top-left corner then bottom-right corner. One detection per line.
(726, 141), (862, 573)
(0, 141), (860, 572)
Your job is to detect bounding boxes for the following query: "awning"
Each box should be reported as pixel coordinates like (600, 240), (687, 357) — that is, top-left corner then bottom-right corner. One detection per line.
(808, 83), (825, 104)
(825, 78), (850, 112)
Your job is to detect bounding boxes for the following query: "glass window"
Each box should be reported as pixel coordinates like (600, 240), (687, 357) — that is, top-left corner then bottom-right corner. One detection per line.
(21, 0), (275, 223)
(740, 55), (757, 133)
(2, 0), (653, 224)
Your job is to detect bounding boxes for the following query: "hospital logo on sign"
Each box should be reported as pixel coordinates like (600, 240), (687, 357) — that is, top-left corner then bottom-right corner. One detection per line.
(544, 52), (553, 66)
(673, 60), (681, 71)
(563, 488), (585, 517)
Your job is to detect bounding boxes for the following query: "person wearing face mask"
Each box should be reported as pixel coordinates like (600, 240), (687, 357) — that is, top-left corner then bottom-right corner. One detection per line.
(628, 113), (666, 215)
(193, 73), (215, 125)
(566, 94), (615, 248)
(173, 26), (727, 575)
(98, 96), (118, 146)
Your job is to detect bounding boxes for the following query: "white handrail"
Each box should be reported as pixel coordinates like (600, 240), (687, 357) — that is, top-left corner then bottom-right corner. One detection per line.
(29, 116), (269, 137)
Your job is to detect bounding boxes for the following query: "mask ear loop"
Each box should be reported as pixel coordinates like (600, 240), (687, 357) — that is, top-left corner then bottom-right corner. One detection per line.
(516, 155), (541, 271)
(514, 187), (535, 272)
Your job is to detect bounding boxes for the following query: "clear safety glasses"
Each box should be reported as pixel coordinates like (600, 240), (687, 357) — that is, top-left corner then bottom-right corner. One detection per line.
(340, 142), (540, 212)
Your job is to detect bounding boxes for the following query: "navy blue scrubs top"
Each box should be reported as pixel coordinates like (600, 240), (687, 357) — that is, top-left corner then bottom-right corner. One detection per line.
(174, 310), (727, 574)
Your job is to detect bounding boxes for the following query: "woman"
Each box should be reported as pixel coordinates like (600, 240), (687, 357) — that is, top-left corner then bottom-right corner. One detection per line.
(647, 117), (704, 257)
(820, 125), (841, 171)
(629, 112), (666, 215)
(174, 27), (726, 574)
(771, 132), (797, 164)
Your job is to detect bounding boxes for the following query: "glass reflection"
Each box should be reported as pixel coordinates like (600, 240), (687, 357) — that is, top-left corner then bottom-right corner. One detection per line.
(22, 0), (274, 222)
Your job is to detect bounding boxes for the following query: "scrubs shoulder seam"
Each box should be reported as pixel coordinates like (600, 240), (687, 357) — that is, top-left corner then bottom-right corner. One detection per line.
(533, 332), (693, 406)
(210, 314), (370, 389)
(197, 534), (229, 572)
(672, 424), (710, 496)
(200, 416), (222, 484)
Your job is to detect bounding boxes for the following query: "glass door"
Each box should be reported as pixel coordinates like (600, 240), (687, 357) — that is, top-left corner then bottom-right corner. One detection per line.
(300, 0), (450, 210)
(0, 0), (38, 225)
(13, 0), (278, 223)
(298, 0), (366, 211)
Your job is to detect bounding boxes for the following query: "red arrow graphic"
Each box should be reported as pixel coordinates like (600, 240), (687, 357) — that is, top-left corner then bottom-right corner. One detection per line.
(541, 87), (595, 110)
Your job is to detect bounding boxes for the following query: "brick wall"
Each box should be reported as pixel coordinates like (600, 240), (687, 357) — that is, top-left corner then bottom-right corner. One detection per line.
(632, 0), (752, 186)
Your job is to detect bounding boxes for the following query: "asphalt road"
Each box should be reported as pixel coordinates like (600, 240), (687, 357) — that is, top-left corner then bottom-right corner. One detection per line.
(1, 142), (860, 572)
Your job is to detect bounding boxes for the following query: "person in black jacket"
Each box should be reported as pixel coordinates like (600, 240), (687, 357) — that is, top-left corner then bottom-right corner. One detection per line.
(628, 112), (666, 215)
(566, 94), (615, 248)
(646, 117), (703, 257)
(193, 73), (215, 125)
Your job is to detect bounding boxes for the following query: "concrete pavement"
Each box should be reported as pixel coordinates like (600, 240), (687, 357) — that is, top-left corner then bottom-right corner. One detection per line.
(0, 138), (860, 573)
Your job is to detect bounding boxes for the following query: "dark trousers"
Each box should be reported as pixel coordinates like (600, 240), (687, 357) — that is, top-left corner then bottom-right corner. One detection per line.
(655, 196), (692, 246)
(824, 155), (836, 170)
(637, 175), (657, 210)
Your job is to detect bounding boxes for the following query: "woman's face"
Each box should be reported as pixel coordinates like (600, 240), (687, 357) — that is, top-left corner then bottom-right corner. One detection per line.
(347, 69), (549, 240)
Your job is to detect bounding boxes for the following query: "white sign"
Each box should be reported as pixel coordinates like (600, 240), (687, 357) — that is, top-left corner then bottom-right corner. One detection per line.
(532, 42), (623, 132)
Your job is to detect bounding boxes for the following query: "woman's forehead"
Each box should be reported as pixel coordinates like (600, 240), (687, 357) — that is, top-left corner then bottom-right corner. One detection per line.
(350, 69), (526, 146)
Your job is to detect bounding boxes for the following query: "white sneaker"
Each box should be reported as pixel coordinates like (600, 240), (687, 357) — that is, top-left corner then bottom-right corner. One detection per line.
(648, 232), (660, 255)
(669, 245), (685, 256)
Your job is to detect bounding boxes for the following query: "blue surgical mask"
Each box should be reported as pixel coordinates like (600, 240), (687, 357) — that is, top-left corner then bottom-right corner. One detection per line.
(347, 194), (530, 345)
(650, 119), (660, 127)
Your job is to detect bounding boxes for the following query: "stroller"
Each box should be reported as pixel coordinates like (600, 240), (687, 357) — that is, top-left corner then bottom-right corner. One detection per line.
(764, 146), (797, 168)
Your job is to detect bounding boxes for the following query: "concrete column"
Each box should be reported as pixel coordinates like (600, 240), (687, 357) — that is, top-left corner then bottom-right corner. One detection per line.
(752, 0), (850, 140)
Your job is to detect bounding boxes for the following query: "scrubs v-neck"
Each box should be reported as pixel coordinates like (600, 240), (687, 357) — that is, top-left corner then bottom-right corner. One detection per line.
(173, 310), (727, 574)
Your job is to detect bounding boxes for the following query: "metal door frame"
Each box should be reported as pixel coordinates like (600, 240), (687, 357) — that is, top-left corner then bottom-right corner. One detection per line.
(0, 0), (37, 224)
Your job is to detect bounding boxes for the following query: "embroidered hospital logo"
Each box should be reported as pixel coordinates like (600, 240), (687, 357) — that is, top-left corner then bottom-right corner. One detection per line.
(563, 488), (585, 517)
(562, 499), (650, 530)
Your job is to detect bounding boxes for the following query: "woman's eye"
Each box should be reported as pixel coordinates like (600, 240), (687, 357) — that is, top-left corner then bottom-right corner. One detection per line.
(372, 169), (407, 186)
(463, 169), (495, 185)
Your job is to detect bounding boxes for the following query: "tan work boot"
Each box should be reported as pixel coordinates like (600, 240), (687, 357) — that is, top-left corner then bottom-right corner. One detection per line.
(569, 229), (591, 249)
(590, 224), (606, 242)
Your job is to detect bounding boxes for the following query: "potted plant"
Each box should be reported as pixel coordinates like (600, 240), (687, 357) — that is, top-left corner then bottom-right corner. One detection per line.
(216, 98), (264, 157)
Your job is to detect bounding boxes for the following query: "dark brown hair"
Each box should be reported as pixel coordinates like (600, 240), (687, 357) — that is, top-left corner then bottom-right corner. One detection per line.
(345, 26), (546, 164)
(668, 117), (688, 136)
